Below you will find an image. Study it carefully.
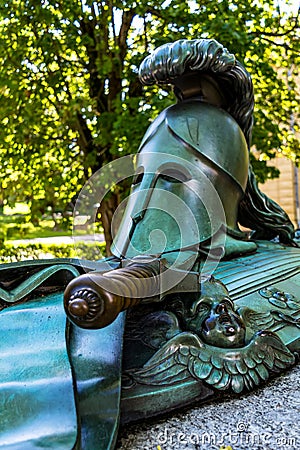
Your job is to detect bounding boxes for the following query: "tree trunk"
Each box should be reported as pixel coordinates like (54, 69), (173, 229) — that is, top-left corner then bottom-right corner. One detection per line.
(99, 192), (120, 256)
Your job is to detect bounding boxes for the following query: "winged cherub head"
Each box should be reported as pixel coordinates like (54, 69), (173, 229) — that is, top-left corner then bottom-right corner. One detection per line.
(185, 279), (246, 348)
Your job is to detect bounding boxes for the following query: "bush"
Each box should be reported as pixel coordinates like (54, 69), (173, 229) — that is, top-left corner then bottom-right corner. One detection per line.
(6, 227), (17, 239)
(0, 232), (5, 248)
(6, 224), (33, 238)
(0, 242), (106, 263)
(14, 215), (29, 225)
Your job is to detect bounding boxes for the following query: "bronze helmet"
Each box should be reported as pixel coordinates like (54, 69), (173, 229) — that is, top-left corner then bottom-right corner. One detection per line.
(112, 39), (294, 259)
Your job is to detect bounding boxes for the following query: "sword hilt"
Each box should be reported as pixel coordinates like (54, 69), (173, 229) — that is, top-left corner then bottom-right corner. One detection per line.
(64, 263), (160, 329)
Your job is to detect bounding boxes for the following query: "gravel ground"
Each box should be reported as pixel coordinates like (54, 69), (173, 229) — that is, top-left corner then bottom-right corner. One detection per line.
(117, 364), (300, 450)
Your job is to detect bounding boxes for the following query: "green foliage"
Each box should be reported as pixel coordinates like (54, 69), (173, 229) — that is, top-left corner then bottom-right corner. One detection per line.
(0, 242), (106, 263)
(249, 153), (280, 184)
(0, 0), (298, 242)
(0, 211), (74, 240)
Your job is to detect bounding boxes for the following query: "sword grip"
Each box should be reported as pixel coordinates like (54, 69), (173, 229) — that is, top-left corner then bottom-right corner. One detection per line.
(64, 264), (159, 329)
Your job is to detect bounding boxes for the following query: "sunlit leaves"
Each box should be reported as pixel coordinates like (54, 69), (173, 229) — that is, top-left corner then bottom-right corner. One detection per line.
(0, 0), (298, 231)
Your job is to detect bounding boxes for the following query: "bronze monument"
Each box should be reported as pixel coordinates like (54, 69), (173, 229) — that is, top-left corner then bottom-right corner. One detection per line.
(0, 38), (299, 449)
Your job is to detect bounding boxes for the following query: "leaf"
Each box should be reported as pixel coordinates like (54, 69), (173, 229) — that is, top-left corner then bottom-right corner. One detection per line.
(0, 0), (298, 243)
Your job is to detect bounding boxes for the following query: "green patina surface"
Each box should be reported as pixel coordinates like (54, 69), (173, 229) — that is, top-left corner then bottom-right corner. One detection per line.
(0, 38), (299, 450)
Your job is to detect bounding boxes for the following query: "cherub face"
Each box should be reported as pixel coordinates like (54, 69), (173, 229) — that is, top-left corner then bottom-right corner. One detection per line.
(187, 295), (246, 348)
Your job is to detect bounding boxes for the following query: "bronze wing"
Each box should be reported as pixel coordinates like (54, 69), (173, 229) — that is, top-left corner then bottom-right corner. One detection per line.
(131, 330), (295, 393)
